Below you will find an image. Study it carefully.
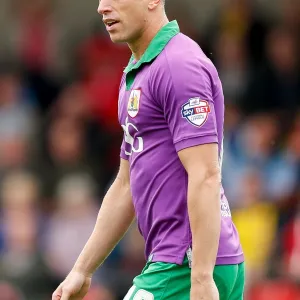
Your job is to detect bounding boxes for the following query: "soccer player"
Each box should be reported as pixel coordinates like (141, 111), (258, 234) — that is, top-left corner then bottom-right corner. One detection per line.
(52, 0), (245, 299)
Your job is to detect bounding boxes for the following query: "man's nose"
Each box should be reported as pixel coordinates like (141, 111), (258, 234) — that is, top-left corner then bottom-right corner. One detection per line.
(98, 0), (112, 15)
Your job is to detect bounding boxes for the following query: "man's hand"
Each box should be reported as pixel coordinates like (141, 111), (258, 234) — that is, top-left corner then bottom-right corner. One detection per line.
(191, 277), (219, 300)
(52, 271), (91, 300)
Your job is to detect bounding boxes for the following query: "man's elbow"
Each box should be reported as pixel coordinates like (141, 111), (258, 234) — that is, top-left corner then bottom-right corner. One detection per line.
(189, 163), (222, 188)
(205, 170), (222, 190)
(203, 165), (221, 188)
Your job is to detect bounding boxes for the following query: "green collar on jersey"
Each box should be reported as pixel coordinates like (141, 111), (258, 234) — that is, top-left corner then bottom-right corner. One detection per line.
(124, 20), (180, 90)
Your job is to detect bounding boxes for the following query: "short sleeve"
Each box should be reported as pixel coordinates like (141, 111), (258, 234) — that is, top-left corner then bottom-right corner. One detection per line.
(151, 53), (219, 152)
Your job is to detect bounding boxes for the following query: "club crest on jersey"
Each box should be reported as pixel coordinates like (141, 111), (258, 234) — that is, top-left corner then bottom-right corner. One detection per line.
(181, 97), (211, 127)
(128, 89), (141, 118)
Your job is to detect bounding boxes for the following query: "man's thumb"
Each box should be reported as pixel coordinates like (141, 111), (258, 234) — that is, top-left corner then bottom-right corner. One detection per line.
(52, 285), (63, 300)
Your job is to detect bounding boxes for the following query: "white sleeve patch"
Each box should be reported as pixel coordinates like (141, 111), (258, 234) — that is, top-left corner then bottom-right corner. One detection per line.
(133, 289), (154, 300)
(181, 98), (211, 127)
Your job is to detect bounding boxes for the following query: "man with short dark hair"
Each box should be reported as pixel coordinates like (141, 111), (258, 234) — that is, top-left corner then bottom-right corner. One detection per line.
(52, 0), (244, 299)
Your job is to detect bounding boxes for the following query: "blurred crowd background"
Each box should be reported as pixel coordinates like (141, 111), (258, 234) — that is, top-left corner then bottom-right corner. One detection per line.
(0, 0), (299, 299)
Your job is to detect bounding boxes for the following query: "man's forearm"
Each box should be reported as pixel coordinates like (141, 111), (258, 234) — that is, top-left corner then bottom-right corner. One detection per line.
(72, 175), (135, 277)
(188, 173), (221, 282)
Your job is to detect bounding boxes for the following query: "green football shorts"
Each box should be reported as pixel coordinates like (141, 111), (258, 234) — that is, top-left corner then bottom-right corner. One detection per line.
(123, 256), (245, 300)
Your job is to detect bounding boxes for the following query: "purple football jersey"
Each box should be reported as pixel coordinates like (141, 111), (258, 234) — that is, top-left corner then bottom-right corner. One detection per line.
(118, 21), (244, 265)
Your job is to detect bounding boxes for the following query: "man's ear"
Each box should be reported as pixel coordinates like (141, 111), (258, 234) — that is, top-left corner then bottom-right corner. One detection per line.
(148, 0), (162, 10)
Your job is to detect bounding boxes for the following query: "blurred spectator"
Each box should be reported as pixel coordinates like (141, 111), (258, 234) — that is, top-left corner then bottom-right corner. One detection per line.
(49, 83), (89, 122)
(0, 73), (36, 174)
(244, 27), (300, 115)
(208, 0), (269, 67)
(223, 113), (280, 204)
(47, 116), (85, 168)
(0, 171), (55, 300)
(281, 121), (300, 280)
(43, 174), (98, 279)
(11, 0), (57, 73)
(214, 31), (248, 105)
(283, 202), (300, 283)
(280, 0), (300, 37)
(9, 0), (61, 113)
(46, 83), (112, 188)
(273, 114), (300, 234)
(219, 0), (251, 39)
(232, 169), (278, 288)
(37, 116), (100, 200)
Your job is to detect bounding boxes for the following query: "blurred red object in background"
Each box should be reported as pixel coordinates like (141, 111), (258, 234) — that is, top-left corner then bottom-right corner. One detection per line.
(79, 34), (130, 132)
(248, 280), (300, 300)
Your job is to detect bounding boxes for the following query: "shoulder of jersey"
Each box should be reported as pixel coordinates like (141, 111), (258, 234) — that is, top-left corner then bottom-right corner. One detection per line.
(151, 34), (215, 80)
(167, 34), (201, 54)
(163, 33), (212, 66)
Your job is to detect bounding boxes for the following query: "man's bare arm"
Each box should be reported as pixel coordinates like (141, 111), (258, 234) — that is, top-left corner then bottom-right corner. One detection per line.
(178, 143), (221, 282)
(72, 158), (135, 277)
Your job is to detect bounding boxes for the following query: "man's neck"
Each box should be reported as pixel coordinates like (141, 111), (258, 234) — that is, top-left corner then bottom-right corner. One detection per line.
(128, 14), (169, 61)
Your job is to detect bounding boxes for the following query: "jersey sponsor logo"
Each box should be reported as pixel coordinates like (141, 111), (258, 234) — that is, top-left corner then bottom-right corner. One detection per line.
(133, 289), (154, 300)
(221, 198), (232, 218)
(128, 89), (141, 118)
(181, 97), (210, 127)
(122, 117), (144, 156)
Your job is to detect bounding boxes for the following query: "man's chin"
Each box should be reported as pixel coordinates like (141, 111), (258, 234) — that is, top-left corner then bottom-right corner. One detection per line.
(109, 34), (126, 44)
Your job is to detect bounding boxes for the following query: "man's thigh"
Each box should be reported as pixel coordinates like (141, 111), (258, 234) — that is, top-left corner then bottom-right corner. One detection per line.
(213, 262), (245, 300)
(228, 263), (245, 300)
